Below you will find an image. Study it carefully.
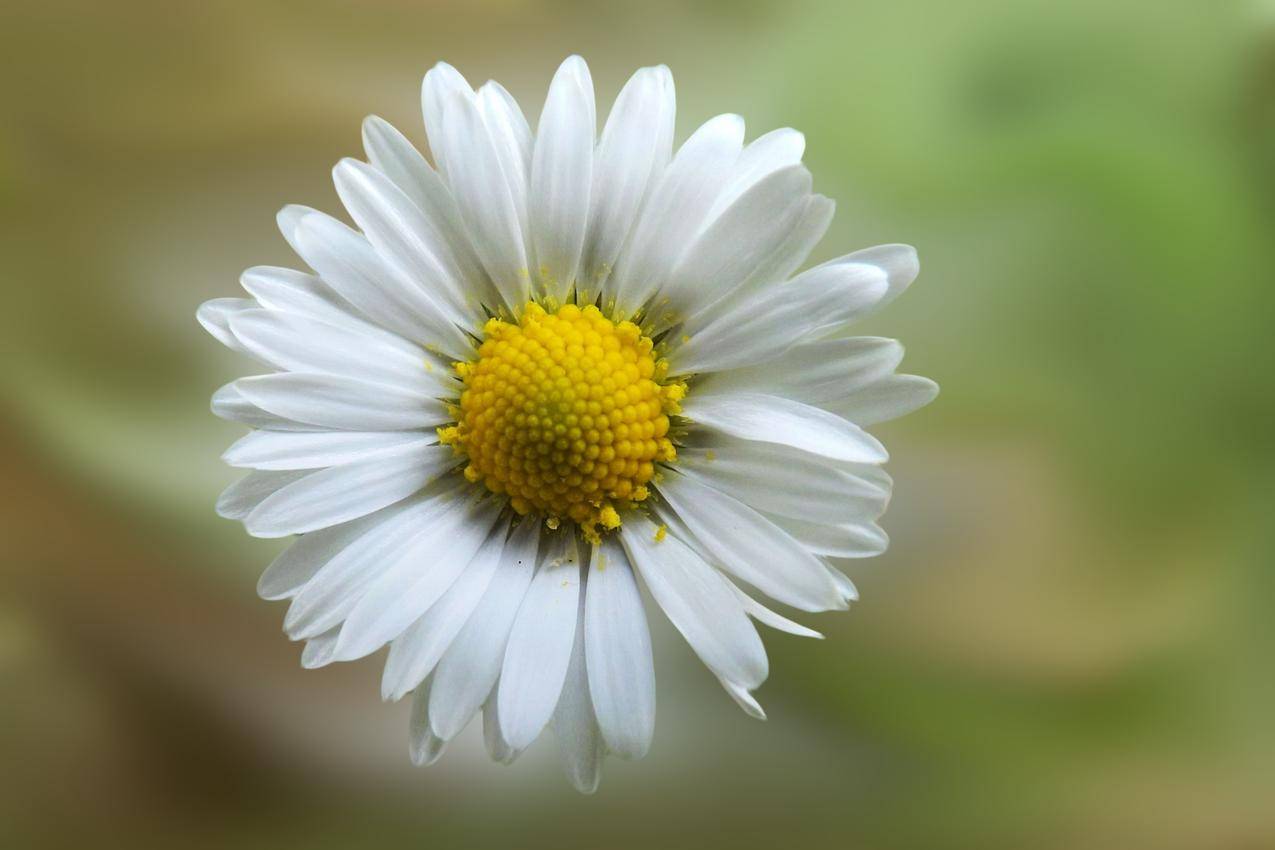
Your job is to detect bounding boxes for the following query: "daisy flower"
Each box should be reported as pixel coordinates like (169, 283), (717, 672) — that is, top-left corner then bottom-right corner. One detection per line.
(199, 55), (936, 792)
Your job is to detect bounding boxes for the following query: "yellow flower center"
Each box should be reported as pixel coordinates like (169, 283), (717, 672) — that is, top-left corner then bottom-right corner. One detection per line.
(438, 302), (685, 540)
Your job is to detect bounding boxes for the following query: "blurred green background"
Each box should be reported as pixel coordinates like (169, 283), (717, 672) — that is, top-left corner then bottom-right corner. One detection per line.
(2, 1), (1272, 847)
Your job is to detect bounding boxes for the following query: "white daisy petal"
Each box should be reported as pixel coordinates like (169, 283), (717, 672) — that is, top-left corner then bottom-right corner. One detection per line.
(292, 211), (475, 360)
(824, 562), (862, 603)
(420, 61), (475, 183)
(474, 81), (533, 282)
(656, 164), (813, 326)
(582, 64), (674, 293)
(708, 127), (805, 220)
(361, 115), (494, 305)
(732, 193), (835, 296)
(482, 695), (521, 765)
(223, 430), (428, 471)
(197, 297), (256, 355)
(238, 267), (360, 331)
(676, 441), (887, 525)
(553, 589), (603, 794)
(438, 90), (531, 307)
(765, 512), (889, 559)
(243, 442), (454, 538)
(719, 678), (766, 720)
(620, 515), (767, 696)
(681, 391), (888, 464)
(694, 336), (903, 404)
(235, 373), (448, 431)
(331, 495), (503, 662)
(671, 262), (887, 373)
(828, 374), (940, 426)
(257, 507), (401, 601)
(496, 533), (582, 750)
(283, 484), (464, 640)
(409, 682), (448, 766)
(428, 519), (539, 741)
(228, 308), (435, 394)
(836, 243), (920, 310)
(210, 382), (315, 431)
(333, 158), (480, 328)
(656, 471), (845, 612)
(608, 113), (745, 316)
(276, 204), (318, 258)
(381, 521), (508, 701)
(301, 627), (341, 669)
(584, 537), (656, 759)
(728, 582), (823, 640)
(216, 470), (308, 520)
(530, 55), (595, 302)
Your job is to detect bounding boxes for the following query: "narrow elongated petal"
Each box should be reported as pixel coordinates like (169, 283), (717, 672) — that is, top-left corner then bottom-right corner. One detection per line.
(197, 298), (255, 355)
(681, 392), (888, 463)
(828, 374), (940, 425)
(657, 472), (845, 612)
(694, 336), (903, 404)
(584, 537), (655, 759)
(332, 496), (502, 661)
(210, 381), (314, 431)
(553, 587), (603, 793)
(671, 263), (887, 373)
(409, 681), (448, 766)
(728, 582), (823, 639)
(243, 442), (453, 538)
(292, 211), (474, 360)
(257, 506), (403, 601)
(582, 65), (674, 293)
(235, 373), (448, 431)
(496, 533), (582, 750)
(381, 522), (508, 700)
(530, 55), (595, 302)
(608, 114), (744, 316)
(223, 430), (428, 471)
(428, 519), (539, 741)
(420, 61), (474, 183)
(620, 516), (767, 695)
(216, 470), (308, 520)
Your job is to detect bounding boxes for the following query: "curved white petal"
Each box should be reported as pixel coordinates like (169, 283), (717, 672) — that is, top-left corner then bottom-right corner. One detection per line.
(496, 533), (582, 750)
(530, 55), (595, 302)
(257, 506), (402, 601)
(381, 521), (508, 701)
(409, 682), (448, 766)
(427, 518), (539, 741)
(332, 495), (502, 661)
(276, 204), (318, 258)
(223, 430), (427, 471)
(765, 512), (889, 559)
(730, 193), (835, 297)
(482, 695), (521, 765)
(243, 441), (453, 538)
(420, 61), (474, 184)
(210, 382), (316, 431)
(676, 442), (888, 525)
(238, 267), (384, 341)
(834, 243), (919, 309)
(582, 65), (674, 294)
(607, 114), (745, 317)
(671, 262), (887, 373)
(620, 515), (767, 695)
(292, 211), (475, 360)
(301, 627), (341, 669)
(655, 164), (813, 327)
(681, 391), (888, 463)
(333, 158), (480, 328)
(694, 336), (903, 404)
(553, 588), (603, 794)
(228, 308), (435, 394)
(235, 373), (448, 431)
(216, 470), (308, 520)
(827, 374), (940, 426)
(584, 536), (655, 759)
(708, 127), (805, 220)
(282, 484), (463, 640)
(197, 297), (255, 355)
(657, 471), (845, 612)
(361, 116), (493, 304)
(438, 89), (531, 307)
(728, 582), (823, 639)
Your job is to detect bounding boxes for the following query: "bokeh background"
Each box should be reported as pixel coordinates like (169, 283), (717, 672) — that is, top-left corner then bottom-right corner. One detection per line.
(3, 1), (1273, 847)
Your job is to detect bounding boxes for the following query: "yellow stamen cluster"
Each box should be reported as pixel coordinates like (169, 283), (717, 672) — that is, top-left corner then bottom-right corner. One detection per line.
(439, 302), (685, 540)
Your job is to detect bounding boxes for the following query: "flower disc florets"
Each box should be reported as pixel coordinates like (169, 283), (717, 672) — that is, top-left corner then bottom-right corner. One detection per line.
(439, 302), (685, 539)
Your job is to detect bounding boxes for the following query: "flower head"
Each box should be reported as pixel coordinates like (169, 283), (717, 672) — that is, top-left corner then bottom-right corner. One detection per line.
(200, 55), (936, 792)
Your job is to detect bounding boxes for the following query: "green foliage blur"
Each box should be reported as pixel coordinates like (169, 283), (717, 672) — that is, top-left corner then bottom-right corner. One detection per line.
(1, 1), (1271, 847)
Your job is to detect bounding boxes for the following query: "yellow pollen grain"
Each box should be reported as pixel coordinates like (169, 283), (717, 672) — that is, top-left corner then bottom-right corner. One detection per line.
(439, 301), (685, 540)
